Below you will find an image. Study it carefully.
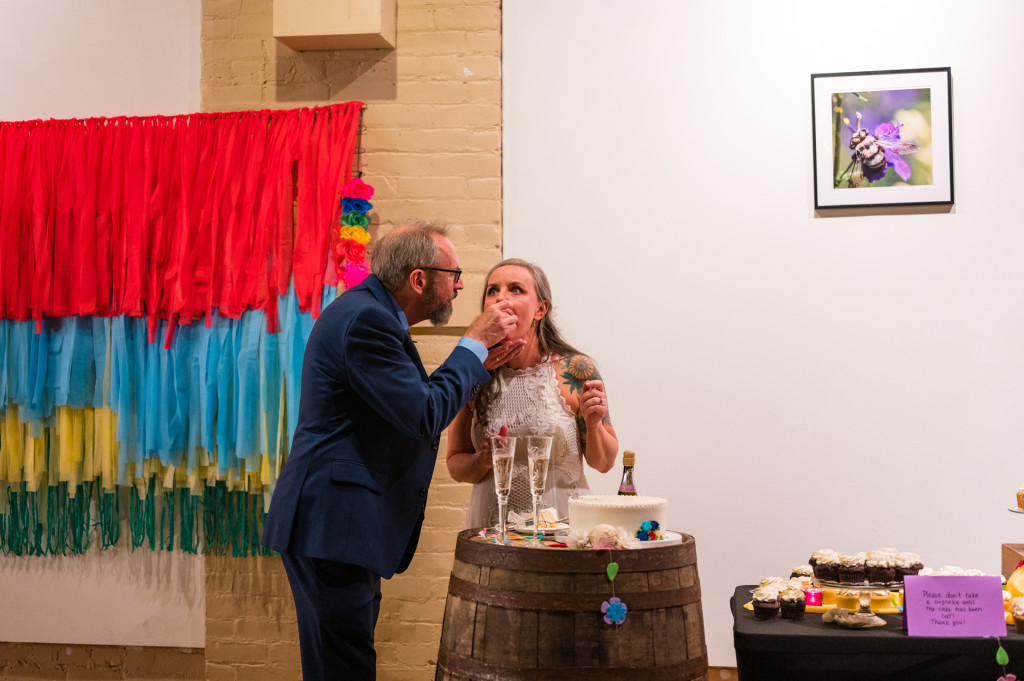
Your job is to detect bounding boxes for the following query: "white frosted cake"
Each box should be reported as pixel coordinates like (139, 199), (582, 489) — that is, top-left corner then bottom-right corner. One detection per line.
(568, 495), (667, 535)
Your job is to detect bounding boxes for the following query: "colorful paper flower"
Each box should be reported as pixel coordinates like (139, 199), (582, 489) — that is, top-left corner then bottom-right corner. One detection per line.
(335, 240), (366, 263)
(341, 262), (371, 290)
(334, 179), (375, 290)
(341, 177), (374, 200)
(341, 211), (371, 228)
(602, 597), (627, 625)
(340, 226), (371, 245)
(342, 197), (373, 213)
(635, 520), (662, 541)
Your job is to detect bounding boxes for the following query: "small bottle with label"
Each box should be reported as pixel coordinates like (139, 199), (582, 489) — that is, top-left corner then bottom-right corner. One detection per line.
(617, 450), (637, 496)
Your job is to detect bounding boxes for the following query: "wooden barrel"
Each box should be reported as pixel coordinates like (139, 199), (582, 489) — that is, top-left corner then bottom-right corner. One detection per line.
(435, 530), (708, 681)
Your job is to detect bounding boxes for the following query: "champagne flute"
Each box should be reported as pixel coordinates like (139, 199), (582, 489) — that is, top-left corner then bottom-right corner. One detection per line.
(489, 434), (516, 544)
(525, 435), (553, 546)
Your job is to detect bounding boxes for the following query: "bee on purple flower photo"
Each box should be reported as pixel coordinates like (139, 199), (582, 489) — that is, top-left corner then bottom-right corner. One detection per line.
(846, 111), (919, 188)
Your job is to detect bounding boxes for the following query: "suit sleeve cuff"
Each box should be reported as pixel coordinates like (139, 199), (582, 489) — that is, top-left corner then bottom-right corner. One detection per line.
(457, 337), (488, 363)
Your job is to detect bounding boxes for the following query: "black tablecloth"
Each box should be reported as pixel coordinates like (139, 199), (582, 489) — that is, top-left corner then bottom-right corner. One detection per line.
(732, 585), (1024, 681)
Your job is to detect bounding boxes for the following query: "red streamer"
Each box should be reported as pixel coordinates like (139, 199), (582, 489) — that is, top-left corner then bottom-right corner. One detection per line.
(0, 103), (362, 341)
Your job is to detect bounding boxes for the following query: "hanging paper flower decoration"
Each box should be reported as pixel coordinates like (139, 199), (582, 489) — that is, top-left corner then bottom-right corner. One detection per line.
(335, 178), (375, 289)
(602, 597), (627, 625)
(636, 519), (663, 542)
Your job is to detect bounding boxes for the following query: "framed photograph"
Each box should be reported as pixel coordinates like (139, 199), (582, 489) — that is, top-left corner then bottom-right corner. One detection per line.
(811, 67), (953, 209)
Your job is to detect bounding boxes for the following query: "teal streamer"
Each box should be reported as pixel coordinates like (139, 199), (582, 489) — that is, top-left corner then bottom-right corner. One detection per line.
(179, 489), (199, 554)
(99, 489), (121, 549)
(70, 481), (93, 554)
(46, 483), (68, 556)
(129, 484), (144, 550)
(159, 490), (175, 551)
(203, 482), (226, 555)
(144, 478), (156, 551)
(28, 490), (43, 556)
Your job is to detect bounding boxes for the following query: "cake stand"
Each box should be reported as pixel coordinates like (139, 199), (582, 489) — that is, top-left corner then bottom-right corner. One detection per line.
(815, 579), (902, 615)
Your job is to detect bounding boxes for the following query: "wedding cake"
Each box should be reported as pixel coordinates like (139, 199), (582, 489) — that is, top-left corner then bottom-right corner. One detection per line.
(568, 495), (667, 536)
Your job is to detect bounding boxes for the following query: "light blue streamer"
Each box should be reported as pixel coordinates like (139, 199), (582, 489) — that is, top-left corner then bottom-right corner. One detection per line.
(0, 284), (332, 482)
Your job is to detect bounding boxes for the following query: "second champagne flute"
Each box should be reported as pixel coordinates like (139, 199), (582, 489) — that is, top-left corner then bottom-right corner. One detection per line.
(525, 435), (553, 546)
(490, 434), (516, 544)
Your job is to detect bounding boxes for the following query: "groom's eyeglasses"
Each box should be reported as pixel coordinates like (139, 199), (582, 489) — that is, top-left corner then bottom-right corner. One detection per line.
(419, 266), (462, 284)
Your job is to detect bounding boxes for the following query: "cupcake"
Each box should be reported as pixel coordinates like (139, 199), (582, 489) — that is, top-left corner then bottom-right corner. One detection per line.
(782, 578), (804, 592)
(1012, 597), (1024, 634)
(865, 550), (896, 584)
(759, 576), (784, 590)
(752, 586), (781, 621)
(810, 549), (840, 583)
(790, 564), (813, 579)
(780, 588), (806, 619)
(1017, 485), (1024, 511)
(792, 575), (815, 590)
(894, 552), (923, 582)
(835, 589), (860, 612)
(838, 552), (866, 584)
(869, 590), (892, 612)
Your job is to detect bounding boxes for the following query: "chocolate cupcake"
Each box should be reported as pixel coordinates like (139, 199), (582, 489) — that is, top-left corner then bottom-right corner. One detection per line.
(752, 586), (781, 621)
(1013, 597), (1024, 634)
(810, 549), (839, 583)
(838, 552), (866, 584)
(790, 564), (813, 580)
(791, 575), (814, 590)
(865, 550), (895, 584)
(780, 588), (806, 620)
(894, 552), (923, 582)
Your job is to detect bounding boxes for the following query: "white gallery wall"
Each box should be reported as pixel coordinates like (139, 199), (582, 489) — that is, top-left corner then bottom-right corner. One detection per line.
(504, 0), (1024, 667)
(0, 1), (203, 647)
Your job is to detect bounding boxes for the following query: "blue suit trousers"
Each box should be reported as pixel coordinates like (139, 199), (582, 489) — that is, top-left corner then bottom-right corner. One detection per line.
(281, 553), (382, 681)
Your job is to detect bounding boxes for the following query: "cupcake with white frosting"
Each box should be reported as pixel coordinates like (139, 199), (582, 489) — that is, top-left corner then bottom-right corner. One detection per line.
(780, 588), (806, 619)
(752, 585), (781, 621)
(790, 564), (813, 579)
(810, 549), (840, 583)
(838, 552), (866, 584)
(894, 552), (923, 582)
(865, 550), (896, 584)
(1012, 597), (1024, 634)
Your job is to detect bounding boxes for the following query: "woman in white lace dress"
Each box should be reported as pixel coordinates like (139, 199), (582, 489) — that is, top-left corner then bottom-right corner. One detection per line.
(446, 259), (619, 529)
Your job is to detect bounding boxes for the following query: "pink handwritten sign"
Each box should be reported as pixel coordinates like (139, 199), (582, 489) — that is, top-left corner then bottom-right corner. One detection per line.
(904, 575), (1006, 637)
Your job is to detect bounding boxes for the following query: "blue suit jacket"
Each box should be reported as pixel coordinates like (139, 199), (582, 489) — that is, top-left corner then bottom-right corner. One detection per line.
(262, 274), (490, 578)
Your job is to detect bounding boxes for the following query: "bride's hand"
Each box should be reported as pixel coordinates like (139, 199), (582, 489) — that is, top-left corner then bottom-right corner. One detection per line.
(483, 338), (527, 370)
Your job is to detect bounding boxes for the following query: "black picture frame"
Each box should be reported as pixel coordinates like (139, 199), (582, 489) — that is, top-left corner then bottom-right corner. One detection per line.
(811, 67), (953, 209)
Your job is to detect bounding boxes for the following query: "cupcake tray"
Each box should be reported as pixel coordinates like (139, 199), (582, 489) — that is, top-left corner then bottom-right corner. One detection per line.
(742, 600), (900, 615)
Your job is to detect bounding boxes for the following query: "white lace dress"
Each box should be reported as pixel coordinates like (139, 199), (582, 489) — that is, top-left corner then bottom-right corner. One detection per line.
(463, 356), (590, 529)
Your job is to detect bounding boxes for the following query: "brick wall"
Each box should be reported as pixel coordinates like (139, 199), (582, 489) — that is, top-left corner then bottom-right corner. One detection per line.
(201, 1), (502, 680)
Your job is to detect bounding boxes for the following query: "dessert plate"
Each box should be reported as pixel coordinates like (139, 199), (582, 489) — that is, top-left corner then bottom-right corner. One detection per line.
(512, 522), (569, 533)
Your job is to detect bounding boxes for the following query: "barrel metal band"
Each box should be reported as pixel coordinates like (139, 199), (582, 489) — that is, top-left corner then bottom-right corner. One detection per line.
(436, 646), (709, 681)
(456, 530), (697, 572)
(446, 574), (701, 611)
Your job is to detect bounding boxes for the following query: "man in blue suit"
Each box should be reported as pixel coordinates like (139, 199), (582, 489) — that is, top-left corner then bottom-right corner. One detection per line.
(262, 221), (517, 681)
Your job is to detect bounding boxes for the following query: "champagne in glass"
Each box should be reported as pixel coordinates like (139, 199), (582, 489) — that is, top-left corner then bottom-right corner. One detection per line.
(525, 435), (553, 546)
(490, 435), (516, 544)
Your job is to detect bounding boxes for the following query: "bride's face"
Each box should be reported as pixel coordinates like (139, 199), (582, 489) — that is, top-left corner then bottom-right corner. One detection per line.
(484, 265), (549, 341)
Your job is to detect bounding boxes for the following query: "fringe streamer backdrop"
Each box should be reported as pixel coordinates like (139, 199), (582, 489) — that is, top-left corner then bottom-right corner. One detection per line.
(0, 102), (364, 556)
